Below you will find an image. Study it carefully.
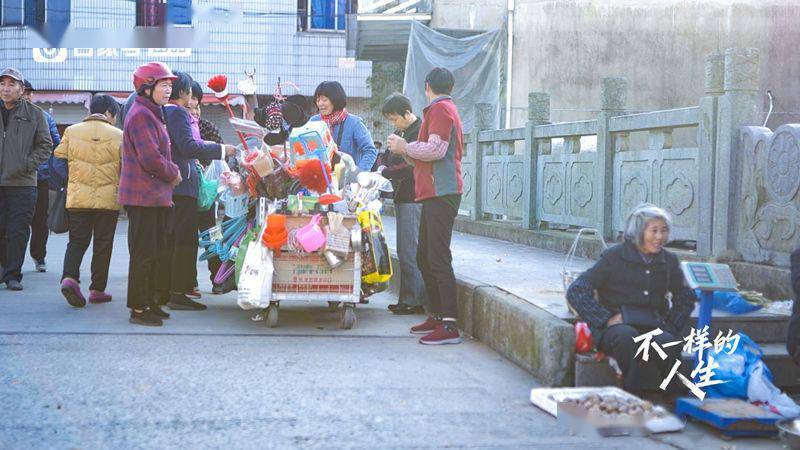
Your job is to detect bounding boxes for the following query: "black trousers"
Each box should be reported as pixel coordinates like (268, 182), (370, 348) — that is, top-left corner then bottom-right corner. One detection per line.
(0, 186), (37, 283)
(161, 195), (198, 294)
(126, 206), (171, 310)
(599, 324), (684, 392)
(416, 196), (459, 319)
(29, 179), (50, 262)
(62, 210), (119, 292)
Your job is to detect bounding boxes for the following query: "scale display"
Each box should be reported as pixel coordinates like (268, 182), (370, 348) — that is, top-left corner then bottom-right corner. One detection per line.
(679, 262), (738, 292)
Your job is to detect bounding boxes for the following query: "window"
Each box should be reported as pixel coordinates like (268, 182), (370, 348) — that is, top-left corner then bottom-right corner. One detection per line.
(297, 0), (353, 32)
(136, 0), (165, 27)
(1, 0), (69, 28)
(166, 0), (191, 25)
(2, 0), (26, 26)
(136, 0), (190, 27)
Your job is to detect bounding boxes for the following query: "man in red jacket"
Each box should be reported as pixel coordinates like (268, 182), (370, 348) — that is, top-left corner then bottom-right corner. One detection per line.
(387, 67), (464, 345)
(119, 62), (181, 327)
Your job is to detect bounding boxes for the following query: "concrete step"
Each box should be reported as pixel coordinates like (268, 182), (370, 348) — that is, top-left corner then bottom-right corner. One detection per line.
(566, 309), (790, 344)
(575, 343), (800, 389)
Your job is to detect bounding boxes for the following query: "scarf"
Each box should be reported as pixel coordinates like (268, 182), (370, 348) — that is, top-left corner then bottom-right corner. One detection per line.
(321, 108), (348, 130)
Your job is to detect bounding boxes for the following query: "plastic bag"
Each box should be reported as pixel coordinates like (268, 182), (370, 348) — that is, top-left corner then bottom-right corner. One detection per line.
(203, 159), (230, 184)
(237, 240), (273, 310)
(575, 322), (593, 353)
(698, 290), (762, 315)
(704, 333), (762, 399)
(196, 162), (219, 211)
(235, 228), (259, 285)
(358, 211), (392, 284)
(748, 361), (800, 417)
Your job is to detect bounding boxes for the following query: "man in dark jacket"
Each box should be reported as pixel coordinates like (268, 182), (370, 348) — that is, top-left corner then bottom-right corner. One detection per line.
(23, 80), (61, 273)
(387, 68), (465, 345)
(0, 68), (53, 290)
(381, 93), (426, 315)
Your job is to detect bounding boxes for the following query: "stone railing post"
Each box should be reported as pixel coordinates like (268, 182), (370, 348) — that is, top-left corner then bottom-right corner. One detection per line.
(695, 53), (724, 257)
(523, 92), (550, 229)
(467, 103), (493, 221)
(712, 48), (760, 258)
(595, 77), (628, 238)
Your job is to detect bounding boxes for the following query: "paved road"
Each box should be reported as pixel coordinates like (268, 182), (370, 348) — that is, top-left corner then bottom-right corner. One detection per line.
(0, 225), (784, 449)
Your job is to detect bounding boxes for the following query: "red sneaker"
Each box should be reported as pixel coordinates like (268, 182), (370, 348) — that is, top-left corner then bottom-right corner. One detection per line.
(410, 316), (441, 335)
(186, 289), (202, 299)
(419, 324), (462, 345)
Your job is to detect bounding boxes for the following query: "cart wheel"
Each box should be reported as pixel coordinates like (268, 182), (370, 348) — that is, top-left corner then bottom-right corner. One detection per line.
(327, 301), (340, 312)
(266, 303), (279, 328)
(340, 305), (357, 330)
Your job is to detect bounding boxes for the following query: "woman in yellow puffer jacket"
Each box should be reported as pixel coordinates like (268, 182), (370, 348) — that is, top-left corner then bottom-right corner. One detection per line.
(54, 94), (123, 307)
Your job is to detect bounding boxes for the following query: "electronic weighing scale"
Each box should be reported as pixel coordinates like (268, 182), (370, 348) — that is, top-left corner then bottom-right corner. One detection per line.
(674, 262), (782, 438)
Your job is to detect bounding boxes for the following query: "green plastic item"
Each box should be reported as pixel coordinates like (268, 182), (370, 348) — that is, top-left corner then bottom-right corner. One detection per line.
(197, 162), (219, 211)
(287, 194), (319, 213)
(234, 228), (259, 285)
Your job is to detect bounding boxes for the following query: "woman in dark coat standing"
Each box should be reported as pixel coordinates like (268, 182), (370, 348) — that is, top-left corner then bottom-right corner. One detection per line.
(566, 203), (697, 393)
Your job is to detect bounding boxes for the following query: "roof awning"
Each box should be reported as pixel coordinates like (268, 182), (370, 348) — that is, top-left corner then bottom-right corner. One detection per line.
(32, 92), (92, 105)
(102, 92), (246, 107)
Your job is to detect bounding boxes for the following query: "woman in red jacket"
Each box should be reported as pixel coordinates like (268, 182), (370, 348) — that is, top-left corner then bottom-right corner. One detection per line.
(119, 62), (181, 327)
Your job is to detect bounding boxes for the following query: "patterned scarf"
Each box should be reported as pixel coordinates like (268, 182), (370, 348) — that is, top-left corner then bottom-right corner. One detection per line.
(321, 108), (348, 130)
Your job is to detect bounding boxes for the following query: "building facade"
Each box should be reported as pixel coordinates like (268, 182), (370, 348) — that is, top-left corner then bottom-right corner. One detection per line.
(0, 0), (373, 143)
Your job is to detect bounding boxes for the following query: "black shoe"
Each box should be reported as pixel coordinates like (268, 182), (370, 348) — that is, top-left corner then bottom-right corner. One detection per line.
(129, 309), (163, 327)
(6, 280), (23, 291)
(167, 293), (207, 311)
(212, 284), (224, 295)
(388, 303), (402, 312)
(392, 304), (425, 315)
(150, 305), (171, 319)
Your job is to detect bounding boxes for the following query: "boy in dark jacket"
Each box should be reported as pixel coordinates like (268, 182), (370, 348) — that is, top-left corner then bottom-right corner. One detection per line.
(381, 93), (426, 315)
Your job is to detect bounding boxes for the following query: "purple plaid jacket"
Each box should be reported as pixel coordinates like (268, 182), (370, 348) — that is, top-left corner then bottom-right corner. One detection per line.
(118, 96), (180, 207)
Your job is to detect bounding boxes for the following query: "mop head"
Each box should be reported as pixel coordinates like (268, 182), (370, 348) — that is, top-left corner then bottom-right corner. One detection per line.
(287, 159), (331, 194)
(207, 74), (229, 99)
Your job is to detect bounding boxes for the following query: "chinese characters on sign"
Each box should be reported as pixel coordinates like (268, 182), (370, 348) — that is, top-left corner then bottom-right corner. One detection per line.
(32, 48), (192, 64)
(633, 327), (741, 400)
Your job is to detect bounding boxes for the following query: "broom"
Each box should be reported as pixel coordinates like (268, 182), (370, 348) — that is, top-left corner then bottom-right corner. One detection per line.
(207, 74), (250, 152)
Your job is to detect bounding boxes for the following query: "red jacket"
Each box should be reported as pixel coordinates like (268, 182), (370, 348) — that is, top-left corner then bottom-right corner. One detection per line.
(118, 96), (179, 207)
(409, 96), (464, 202)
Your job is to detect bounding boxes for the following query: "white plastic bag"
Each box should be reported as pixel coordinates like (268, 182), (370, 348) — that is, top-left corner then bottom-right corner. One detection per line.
(237, 241), (274, 310)
(204, 159), (231, 189)
(747, 361), (800, 417)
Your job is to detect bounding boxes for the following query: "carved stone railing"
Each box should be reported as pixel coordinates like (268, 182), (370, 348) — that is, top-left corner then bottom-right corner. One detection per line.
(460, 47), (764, 260)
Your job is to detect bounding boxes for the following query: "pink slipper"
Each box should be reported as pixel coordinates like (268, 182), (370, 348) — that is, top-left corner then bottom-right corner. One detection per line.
(89, 291), (112, 304)
(60, 278), (86, 308)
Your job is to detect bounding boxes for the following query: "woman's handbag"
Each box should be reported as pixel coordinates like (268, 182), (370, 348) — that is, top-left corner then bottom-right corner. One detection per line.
(47, 187), (69, 234)
(620, 305), (663, 328)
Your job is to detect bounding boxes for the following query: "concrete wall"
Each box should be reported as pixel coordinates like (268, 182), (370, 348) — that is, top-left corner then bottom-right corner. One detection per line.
(431, 0), (800, 128)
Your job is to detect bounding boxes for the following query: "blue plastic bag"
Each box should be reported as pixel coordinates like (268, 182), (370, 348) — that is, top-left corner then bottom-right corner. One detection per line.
(704, 332), (763, 399)
(696, 290), (761, 315)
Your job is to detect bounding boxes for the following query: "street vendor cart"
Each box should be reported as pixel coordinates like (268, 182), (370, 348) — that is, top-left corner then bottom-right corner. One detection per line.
(262, 214), (362, 329)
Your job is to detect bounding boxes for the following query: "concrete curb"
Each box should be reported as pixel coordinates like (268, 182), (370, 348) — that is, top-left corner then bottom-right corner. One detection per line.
(388, 254), (576, 386)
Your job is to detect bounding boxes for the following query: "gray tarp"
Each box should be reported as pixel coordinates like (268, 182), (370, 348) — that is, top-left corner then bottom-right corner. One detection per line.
(403, 21), (502, 133)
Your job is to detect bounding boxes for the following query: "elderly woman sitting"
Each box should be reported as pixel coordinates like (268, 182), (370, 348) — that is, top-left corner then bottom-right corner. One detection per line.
(567, 203), (697, 392)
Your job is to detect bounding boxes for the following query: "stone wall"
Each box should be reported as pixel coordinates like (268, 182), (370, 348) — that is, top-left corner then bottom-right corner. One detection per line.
(430, 0), (800, 128)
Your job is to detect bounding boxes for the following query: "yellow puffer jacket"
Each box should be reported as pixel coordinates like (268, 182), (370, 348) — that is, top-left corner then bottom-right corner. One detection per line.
(54, 114), (123, 210)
